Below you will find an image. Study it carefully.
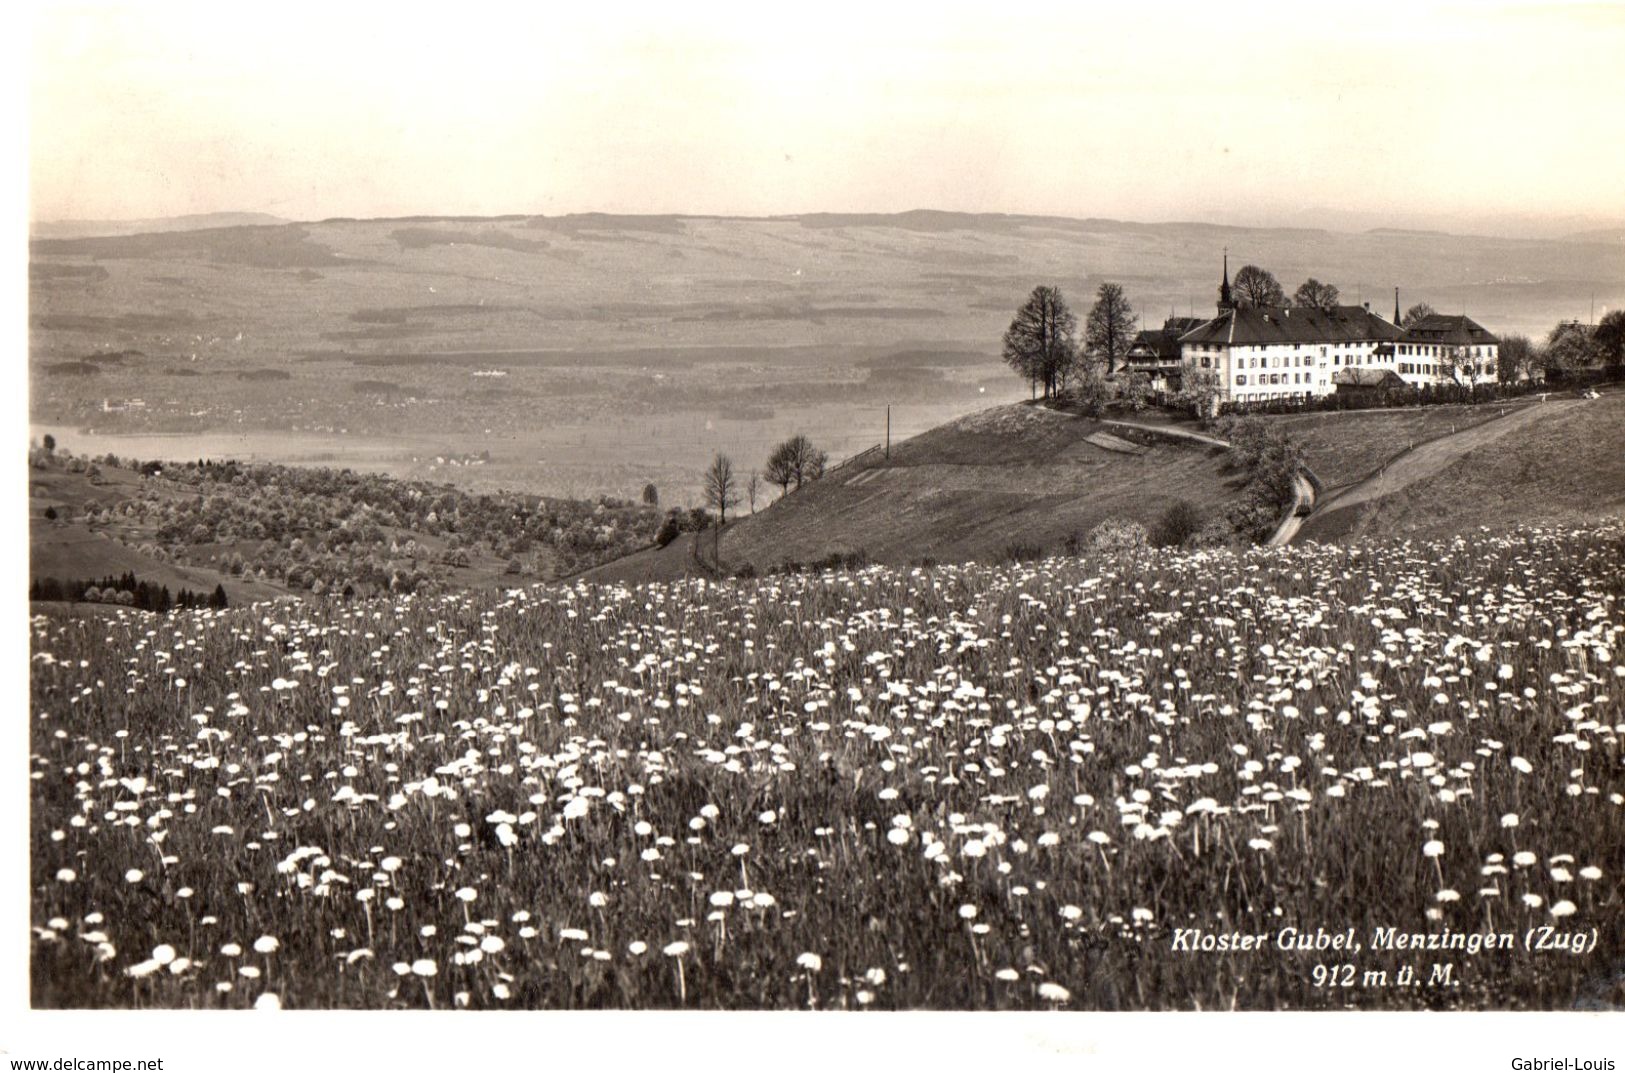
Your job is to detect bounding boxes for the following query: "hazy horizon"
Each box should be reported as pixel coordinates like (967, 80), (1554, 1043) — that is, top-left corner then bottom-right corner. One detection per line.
(26, 2), (1625, 241)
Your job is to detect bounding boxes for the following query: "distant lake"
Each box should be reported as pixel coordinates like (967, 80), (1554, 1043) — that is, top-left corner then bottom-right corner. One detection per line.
(28, 424), (434, 471)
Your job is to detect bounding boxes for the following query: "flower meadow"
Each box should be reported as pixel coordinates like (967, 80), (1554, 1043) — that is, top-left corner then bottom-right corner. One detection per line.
(28, 525), (1625, 1010)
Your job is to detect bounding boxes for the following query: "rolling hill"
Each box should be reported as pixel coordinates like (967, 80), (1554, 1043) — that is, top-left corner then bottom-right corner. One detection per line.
(584, 403), (1238, 583)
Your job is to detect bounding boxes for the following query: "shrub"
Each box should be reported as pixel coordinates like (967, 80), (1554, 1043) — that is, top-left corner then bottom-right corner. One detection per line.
(1071, 369), (1110, 417)
(1088, 518), (1148, 552)
(1002, 541), (1044, 563)
(1150, 501), (1204, 548)
(654, 514), (681, 548)
(1188, 518), (1237, 548)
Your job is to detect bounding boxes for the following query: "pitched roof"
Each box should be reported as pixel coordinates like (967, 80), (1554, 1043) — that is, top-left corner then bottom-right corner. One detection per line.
(1179, 305), (1406, 347)
(1402, 313), (1499, 346)
(1127, 318), (1208, 363)
(1332, 368), (1407, 387)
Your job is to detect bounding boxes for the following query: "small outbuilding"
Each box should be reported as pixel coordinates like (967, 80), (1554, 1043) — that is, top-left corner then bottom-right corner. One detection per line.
(1331, 367), (1408, 403)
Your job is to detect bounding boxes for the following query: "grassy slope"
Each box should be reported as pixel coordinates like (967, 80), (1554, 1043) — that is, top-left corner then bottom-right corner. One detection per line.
(1267, 401), (1539, 492)
(1296, 390), (1625, 542)
(588, 403), (1236, 583)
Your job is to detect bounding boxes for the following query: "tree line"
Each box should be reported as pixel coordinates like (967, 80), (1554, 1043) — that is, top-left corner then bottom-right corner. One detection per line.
(30, 573), (228, 612)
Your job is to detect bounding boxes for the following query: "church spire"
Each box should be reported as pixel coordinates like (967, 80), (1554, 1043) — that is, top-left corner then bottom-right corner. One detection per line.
(1393, 287), (1402, 325)
(1217, 248), (1235, 313)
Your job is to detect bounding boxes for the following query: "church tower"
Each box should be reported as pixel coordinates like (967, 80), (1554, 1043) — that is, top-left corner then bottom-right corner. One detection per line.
(1217, 249), (1235, 314)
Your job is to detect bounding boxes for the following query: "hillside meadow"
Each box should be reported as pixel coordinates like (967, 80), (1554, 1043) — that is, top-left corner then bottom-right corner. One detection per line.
(29, 523), (1624, 1010)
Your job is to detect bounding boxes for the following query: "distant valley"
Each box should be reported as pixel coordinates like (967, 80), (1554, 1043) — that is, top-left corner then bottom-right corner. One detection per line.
(29, 210), (1625, 504)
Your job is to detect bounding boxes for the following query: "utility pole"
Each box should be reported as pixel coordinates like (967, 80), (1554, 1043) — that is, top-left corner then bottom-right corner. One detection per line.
(885, 405), (891, 459)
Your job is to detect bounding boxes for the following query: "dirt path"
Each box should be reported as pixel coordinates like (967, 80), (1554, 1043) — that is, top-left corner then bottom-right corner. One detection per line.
(1099, 419), (1230, 448)
(1268, 471), (1317, 547)
(1308, 399), (1582, 523)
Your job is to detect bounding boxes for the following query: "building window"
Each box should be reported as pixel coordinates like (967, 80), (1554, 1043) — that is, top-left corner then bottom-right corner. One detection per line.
(1236, 375), (1247, 386)
(1201, 356), (1211, 368)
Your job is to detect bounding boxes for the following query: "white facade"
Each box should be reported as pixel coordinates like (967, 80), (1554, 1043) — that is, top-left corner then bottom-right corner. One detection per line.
(1183, 326), (1499, 404)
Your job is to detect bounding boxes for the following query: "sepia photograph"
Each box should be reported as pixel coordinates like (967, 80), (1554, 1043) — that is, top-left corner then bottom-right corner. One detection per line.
(11, 0), (1624, 1067)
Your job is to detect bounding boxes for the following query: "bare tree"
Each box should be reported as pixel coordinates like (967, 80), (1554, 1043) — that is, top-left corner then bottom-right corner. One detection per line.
(765, 445), (795, 497)
(1497, 333), (1535, 383)
(1002, 285), (1078, 399)
(702, 453), (740, 559)
(1437, 345), (1467, 383)
(766, 434), (827, 494)
(1231, 265), (1285, 308)
(1084, 282), (1138, 378)
(746, 470), (761, 514)
(1292, 278), (1340, 312)
(1401, 302), (1437, 328)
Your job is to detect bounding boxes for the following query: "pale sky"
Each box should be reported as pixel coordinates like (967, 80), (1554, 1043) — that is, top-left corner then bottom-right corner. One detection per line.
(23, 0), (1625, 231)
